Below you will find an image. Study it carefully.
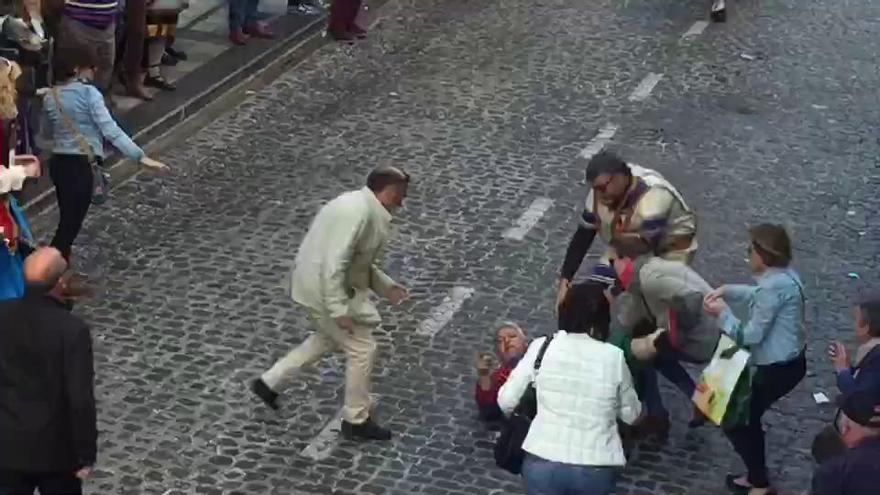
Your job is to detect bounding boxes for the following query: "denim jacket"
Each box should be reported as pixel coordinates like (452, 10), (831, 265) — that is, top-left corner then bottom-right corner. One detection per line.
(42, 81), (145, 161)
(719, 268), (806, 366)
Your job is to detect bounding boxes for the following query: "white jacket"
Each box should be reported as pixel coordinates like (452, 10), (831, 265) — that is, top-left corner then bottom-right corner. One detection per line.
(498, 331), (641, 467)
(290, 187), (397, 323)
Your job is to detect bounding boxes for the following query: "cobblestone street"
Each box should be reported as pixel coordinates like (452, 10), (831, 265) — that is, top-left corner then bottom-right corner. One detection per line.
(31, 0), (880, 493)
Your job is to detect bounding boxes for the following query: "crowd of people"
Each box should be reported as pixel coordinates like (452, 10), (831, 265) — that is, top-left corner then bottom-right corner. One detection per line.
(467, 152), (880, 495)
(0, 2), (876, 495)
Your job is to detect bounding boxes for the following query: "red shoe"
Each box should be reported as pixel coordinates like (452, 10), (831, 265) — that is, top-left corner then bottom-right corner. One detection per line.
(348, 23), (367, 38)
(245, 22), (276, 39)
(229, 29), (250, 45)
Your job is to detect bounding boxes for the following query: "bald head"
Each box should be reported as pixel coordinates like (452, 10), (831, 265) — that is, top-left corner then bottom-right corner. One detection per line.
(23, 247), (68, 291)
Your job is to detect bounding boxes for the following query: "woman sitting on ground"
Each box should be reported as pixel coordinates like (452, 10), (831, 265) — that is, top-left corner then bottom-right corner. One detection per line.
(498, 282), (641, 495)
(475, 322), (528, 422)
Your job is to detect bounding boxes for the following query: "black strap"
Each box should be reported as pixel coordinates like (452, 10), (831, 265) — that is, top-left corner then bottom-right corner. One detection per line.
(533, 334), (555, 373)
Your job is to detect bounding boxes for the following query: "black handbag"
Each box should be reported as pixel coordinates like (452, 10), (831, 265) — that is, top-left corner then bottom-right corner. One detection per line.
(494, 334), (554, 475)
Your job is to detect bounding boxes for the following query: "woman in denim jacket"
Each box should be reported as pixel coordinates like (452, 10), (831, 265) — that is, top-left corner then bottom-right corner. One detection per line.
(704, 224), (807, 495)
(42, 44), (166, 263)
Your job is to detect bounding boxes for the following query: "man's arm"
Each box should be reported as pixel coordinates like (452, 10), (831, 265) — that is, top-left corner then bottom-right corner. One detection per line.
(369, 264), (396, 298)
(319, 204), (366, 319)
(63, 322), (97, 470)
(560, 226), (596, 281)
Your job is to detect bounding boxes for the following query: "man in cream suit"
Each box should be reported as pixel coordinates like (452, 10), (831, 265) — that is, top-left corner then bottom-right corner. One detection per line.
(252, 166), (409, 441)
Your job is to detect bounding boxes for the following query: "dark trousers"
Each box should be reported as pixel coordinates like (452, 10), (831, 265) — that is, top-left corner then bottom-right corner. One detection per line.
(329, 0), (362, 32)
(120, 0), (148, 75)
(228, 0), (261, 31)
(0, 470), (82, 495)
(49, 155), (94, 262)
(724, 352), (806, 488)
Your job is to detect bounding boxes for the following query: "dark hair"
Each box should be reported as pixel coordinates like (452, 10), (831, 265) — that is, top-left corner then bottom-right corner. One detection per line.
(856, 294), (880, 337)
(585, 151), (631, 183)
(366, 166), (410, 193)
(54, 44), (99, 81)
(558, 281), (611, 341)
(749, 224), (792, 268)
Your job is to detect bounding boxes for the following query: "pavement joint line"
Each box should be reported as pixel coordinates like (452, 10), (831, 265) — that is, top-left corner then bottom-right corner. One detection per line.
(502, 197), (554, 241)
(579, 124), (619, 159)
(414, 286), (475, 337)
(300, 394), (380, 461)
(681, 20), (709, 40)
(629, 72), (663, 102)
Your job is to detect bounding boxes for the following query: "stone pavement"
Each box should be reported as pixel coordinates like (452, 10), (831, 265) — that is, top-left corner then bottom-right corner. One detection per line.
(26, 0), (880, 493)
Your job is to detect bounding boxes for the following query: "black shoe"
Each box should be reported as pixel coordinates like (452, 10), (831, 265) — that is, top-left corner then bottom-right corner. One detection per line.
(145, 75), (176, 91)
(688, 406), (708, 428)
(725, 474), (751, 494)
(166, 46), (188, 61)
(251, 378), (279, 410)
(161, 53), (178, 66)
(341, 418), (392, 441)
(711, 0), (726, 22)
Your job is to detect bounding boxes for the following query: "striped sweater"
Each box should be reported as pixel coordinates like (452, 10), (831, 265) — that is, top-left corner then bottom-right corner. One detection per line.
(63, 0), (118, 30)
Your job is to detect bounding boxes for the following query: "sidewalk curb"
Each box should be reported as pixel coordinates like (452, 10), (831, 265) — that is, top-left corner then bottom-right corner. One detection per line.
(25, 1), (393, 217)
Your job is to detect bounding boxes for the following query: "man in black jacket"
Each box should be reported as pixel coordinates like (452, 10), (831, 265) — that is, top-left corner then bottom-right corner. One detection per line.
(0, 247), (97, 494)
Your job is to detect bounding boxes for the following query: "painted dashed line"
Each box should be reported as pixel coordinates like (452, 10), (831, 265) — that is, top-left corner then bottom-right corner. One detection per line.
(681, 20), (709, 40)
(579, 124), (619, 159)
(415, 286), (475, 337)
(300, 394), (381, 461)
(629, 73), (664, 102)
(503, 197), (555, 240)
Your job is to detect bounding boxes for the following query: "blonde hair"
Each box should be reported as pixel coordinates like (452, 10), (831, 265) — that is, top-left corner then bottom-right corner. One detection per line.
(0, 59), (22, 120)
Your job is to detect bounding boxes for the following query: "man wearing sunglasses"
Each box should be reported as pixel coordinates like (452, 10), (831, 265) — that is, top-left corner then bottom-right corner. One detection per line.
(811, 389), (880, 495)
(557, 151), (696, 309)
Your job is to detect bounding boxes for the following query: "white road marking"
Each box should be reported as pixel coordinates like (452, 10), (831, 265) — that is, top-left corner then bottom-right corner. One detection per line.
(301, 409), (344, 461)
(503, 197), (555, 240)
(300, 394), (381, 461)
(415, 286), (475, 337)
(628, 73), (664, 102)
(681, 21), (709, 40)
(579, 124), (619, 159)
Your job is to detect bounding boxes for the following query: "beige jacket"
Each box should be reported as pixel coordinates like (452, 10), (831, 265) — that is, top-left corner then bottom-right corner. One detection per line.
(290, 187), (397, 324)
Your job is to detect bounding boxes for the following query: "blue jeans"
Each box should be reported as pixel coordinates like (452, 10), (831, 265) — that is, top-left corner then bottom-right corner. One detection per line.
(642, 353), (696, 417)
(522, 454), (618, 495)
(228, 0), (263, 30)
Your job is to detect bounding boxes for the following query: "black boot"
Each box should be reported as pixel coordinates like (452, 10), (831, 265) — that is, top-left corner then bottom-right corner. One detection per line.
(251, 378), (279, 410)
(341, 417), (392, 441)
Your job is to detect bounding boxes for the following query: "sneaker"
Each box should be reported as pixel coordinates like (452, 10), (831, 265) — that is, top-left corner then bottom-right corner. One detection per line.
(341, 417), (391, 441)
(251, 378), (279, 410)
(288, 2), (322, 15)
(229, 29), (251, 45)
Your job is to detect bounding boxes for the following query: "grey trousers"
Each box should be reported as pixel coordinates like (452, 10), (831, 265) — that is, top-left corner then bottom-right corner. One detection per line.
(59, 16), (117, 93)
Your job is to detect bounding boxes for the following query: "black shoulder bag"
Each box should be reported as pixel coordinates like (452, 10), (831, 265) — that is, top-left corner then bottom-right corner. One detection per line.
(494, 334), (554, 475)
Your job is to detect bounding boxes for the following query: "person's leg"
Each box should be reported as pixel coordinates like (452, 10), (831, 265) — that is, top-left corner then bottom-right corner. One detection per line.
(228, 0), (246, 33)
(144, 37), (176, 91)
(93, 22), (117, 94)
(0, 469), (37, 495)
(245, 0), (261, 26)
(334, 320), (378, 425)
(654, 352), (696, 399)
(571, 466), (618, 495)
(346, 0), (363, 30)
(260, 321), (336, 393)
(35, 472), (83, 495)
(726, 355), (806, 489)
(640, 366), (669, 418)
(521, 454), (560, 495)
(49, 156), (94, 262)
(328, 0), (352, 35)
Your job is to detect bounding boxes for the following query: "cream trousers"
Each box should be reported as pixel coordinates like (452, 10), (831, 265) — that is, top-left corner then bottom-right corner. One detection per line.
(261, 311), (377, 424)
